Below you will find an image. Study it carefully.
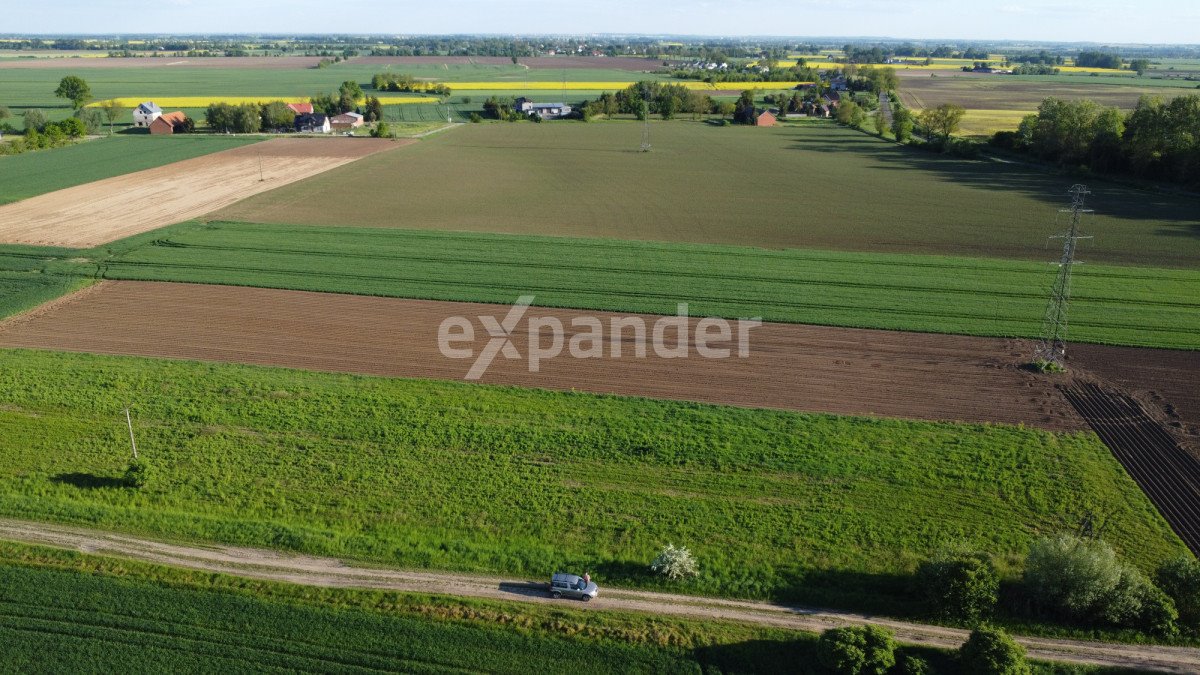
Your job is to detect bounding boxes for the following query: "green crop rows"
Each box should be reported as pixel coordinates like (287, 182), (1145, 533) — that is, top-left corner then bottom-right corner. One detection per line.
(80, 222), (1200, 349)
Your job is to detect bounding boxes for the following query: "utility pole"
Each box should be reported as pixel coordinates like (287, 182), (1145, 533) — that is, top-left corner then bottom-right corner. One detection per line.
(1034, 184), (1093, 369)
(640, 101), (651, 153)
(124, 406), (139, 460)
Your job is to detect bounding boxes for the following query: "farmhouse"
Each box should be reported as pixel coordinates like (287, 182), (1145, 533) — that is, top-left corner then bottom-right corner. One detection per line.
(514, 98), (572, 119)
(132, 102), (162, 128)
(294, 113), (331, 134)
(330, 112), (364, 131)
(148, 111), (188, 135)
(286, 102), (314, 114)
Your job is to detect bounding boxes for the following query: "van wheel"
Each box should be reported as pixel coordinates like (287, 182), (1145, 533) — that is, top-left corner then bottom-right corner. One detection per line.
(551, 591), (562, 599)
(581, 595), (592, 602)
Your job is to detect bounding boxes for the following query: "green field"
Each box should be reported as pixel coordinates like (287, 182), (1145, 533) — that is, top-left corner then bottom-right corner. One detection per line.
(0, 349), (1185, 615)
(0, 543), (761, 674)
(0, 542), (1121, 674)
(0, 134), (261, 204)
(0, 61), (662, 110)
(213, 121), (1200, 268)
(66, 221), (1200, 350)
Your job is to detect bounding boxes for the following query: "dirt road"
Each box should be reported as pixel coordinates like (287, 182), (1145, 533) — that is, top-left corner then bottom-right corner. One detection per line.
(0, 518), (1196, 672)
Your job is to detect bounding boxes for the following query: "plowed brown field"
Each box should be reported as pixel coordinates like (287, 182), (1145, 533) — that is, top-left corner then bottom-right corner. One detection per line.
(0, 137), (406, 248)
(0, 280), (1086, 430)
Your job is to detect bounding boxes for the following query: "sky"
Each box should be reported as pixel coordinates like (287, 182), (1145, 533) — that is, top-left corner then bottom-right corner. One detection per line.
(6, 0), (1198, 45)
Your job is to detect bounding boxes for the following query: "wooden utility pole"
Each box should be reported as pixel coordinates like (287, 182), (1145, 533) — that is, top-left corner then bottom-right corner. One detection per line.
(124, 407), (138, 459)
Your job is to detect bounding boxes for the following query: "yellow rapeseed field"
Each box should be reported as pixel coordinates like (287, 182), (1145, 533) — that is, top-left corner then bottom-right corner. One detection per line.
(434, 81), (808, 91)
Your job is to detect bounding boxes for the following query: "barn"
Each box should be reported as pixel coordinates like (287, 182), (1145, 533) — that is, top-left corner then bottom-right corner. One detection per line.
(148, 111), (188, 135)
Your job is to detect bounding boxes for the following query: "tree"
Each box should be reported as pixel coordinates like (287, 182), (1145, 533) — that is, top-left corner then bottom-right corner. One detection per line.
(363, 96), (384, 123)
(22, 109), (47, 132)
(55, 116), (86, 139)
(74, 107), (104, 135)
(717, 101), (736, 120)
(54, 75), (92, 110)
(1129, 58), (1151, 76)
(338, 80), (363, 113)
(650, 544), (699, 580)
(0, 105), (9, 122)
(891, 107), (914, 142)
(836, 100), (866, 128)
(98, 99), (123, 135)
(816, 626), (897, 675)
(917, 103), (965, 141)
(959, 627), (1029, 675)
(259, 100), (296, 131)
(915, 552), (999, 622)
(1024, 534), (1178, 634)
(1158, 556), (1200, 631)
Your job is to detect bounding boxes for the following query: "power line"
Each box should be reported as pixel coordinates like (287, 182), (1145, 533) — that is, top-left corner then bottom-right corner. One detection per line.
(1034, 184), (1093, 369)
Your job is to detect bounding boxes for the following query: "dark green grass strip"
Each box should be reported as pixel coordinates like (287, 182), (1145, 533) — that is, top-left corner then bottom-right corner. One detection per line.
(92, 222), (1200, 349)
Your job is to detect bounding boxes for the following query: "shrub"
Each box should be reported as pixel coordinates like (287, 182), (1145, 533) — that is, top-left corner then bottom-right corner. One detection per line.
(1025, 534), (1123, 618)
(894, 653), (933, 675)
(370, 122), (391, 138)
(74, 107), (104, 135)
(469, 113), (482, 123)
(22, 109), (47, 132)
(959, 627), (1029, 675)
(1024, 534), (1177, 634)
(1157, 556), (1200, 630)
(124, 459), (153, 489)
(816, 625), (896, 675)
(650, 544), (698, 580)
(915, 552), (999, 622)
(55, 117), (87, 139)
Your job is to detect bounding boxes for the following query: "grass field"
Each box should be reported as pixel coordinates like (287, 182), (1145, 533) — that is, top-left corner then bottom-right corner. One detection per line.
(0, 62), (672, 110)
(0, 349), (1185, 614)
(69, 222), (1200, 350)
(0, 134), (261, 205)
(212, 121), (1200, 269)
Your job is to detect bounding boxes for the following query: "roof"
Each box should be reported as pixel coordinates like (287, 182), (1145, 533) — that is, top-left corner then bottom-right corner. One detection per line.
(295, 113), (328, 126)
(286, 102), (314, 114)
(333, 112), (363, 120)
(532, 102), (568, 109)
(156, 111), (187, 125)
(137, 102), (161, 113)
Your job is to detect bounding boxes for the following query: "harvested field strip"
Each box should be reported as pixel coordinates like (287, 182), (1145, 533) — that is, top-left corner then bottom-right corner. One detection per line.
(0, 138), (406, 248)
(1064, 384), (1200, 555)
(0, 135), (262, 206)
(96, 223), (1200, 350)
(0, 348), (1183, 610)
(0, 280), (1085, 429)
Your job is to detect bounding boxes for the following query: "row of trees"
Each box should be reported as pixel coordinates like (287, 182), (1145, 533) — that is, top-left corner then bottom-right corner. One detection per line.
(0, 115), (89, 156)
(994, 94), (1200, 187)
(912, 534), (1200, 637)
(370, 73), (452, 96)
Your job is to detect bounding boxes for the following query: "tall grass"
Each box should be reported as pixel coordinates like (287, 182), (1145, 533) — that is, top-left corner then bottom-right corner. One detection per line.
(0, 349), (1185, 614)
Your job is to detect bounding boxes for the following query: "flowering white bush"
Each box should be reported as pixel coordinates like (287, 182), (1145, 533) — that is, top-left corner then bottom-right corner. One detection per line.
(651, 544), (699, 580)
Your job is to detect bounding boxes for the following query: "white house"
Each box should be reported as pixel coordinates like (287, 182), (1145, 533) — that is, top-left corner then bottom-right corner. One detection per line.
(294, 113), (331, 134)
(133, 102), (162, 128)
(529, 102), (572, 120)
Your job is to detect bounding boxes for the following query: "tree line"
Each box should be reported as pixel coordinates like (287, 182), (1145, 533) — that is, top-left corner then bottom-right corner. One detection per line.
(993, 94), (1200, 187)
(370, 73), (452, 97)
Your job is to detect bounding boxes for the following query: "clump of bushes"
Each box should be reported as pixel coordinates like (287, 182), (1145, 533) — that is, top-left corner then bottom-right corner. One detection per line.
(959, 626), (1029, 675)
(914, 550), (999, 622)
(1024, 534), (1177, 635)
(1157, 555), (1200, 633)
(816, 625), (896, 675)
(124, 458), (153, 489)
(0, 113), (89, 156)
(650, 544), (698, 580)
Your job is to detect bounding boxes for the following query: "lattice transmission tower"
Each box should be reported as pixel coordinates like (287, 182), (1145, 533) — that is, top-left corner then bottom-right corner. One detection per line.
(1034, 184), (1093, 368)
